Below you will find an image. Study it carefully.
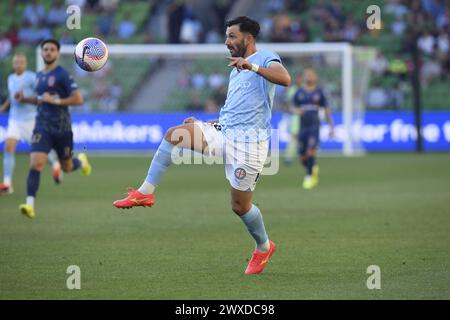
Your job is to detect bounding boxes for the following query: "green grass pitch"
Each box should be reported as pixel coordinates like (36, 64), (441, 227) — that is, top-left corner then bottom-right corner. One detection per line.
(0, 153), (449, 299)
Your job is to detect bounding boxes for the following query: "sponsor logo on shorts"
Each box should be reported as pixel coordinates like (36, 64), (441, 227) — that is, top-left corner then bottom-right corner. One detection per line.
(234, 168), (247, 180)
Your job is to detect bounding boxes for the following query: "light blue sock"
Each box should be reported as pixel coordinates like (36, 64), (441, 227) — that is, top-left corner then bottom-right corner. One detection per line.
(145, 139), (177, 186)
(3, 152), (15, 185)
(48, 150), (58, 167)
(240, 204), (269, 251)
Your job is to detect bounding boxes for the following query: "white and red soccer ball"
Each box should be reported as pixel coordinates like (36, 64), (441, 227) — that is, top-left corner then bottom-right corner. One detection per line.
(74, 37), (108, 72)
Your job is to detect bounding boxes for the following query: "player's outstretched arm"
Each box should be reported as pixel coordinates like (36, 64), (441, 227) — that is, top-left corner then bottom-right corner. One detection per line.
(257, 62), (291, 87)
(227, 57), (291, 87)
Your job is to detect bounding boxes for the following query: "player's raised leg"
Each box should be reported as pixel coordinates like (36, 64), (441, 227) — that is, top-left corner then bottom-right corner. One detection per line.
(48, 150), (63, 184)
(113, 121), (208, 209)
(0, 138), (18, 195)
(59, 155), (84, 174)
(230, 188), (276, 274)
(53, 130), (90, 176)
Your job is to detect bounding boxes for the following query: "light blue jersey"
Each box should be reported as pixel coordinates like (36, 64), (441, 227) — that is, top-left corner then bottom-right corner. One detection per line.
(8, 70), (37, 122)
(219, 50), (281, 142)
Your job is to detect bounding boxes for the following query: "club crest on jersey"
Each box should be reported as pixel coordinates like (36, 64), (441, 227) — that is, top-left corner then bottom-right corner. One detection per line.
(313, 93), (320, 102)
(234, 168), (247, 180)
(48, 75), (55, 87)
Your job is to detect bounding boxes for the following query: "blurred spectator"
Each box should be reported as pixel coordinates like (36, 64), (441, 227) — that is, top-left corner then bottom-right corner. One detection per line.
(268, 0), (285, 14)
(436, 30), (450, 74)
(36, 22), (53, 42)
(18, 21), (41, 45)
(370, 52), (389, 77)
(204, 85), (227, 113)
(421, 53), (442, 86)
(211, 85), (226, 107)
(5, 25), (19, 47)
(212, 0), (234, 32)
(327, 0), (346, 26)
(269, 12), (292, 42)
(186, 93), (204, 111)
(436, 5), (449, 28)
(100, 0), (119, 11)
(167, 0), (185, 44)
(389, 82), (405, 109)
(98, 81), (122, 112)
(391, 16), (407, 36)
(437, 29), (449, 55)
(342, 18), (360, 43)
(60, 31), (76, 44)
(177, 65), (190, 88)
(97, 11), (115, 37)
(66, 0), (86, 9)
(204, 99), (219, 113)
(388, 55), (409, 81)
(191, 73), (207, 89)
(0, 34), (12, 60)
(418, 31), (436, 55)
(367, 85), (390, 109)
(385, 0), (409, 17)
(47, 0), (67, 27)
(23, 0), (45, 26)
(117, 14), (137, 39)
(85, 0), (100, 12)
(290, 19), (310, 42)
(311, 0), (329, 21)
(110, 81), (122, 104)
(208, 72), (225, 89)
(92, 80), (109, 101)
(284, 0), (308, 13)
(323, 14), (341, 42)
(421, 0), (445, 18)
(4, 0), (16, 15)
(205, 28), (221, 43)
(180, 16), (203, 43)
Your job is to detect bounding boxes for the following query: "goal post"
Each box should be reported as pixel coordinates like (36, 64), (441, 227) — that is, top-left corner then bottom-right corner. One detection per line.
(37, 43), (376, 156)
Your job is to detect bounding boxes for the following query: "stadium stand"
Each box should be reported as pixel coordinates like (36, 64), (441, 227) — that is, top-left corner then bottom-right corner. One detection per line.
(0, 0), (154, 112)
(0, 0), (448, 112)
(158, 0), (450, 111)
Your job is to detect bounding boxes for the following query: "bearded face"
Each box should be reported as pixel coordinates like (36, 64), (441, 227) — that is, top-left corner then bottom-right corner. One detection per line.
(41, 43), (59, 65)
(228, 38), (247, 57)
(225, 25), (249, 58)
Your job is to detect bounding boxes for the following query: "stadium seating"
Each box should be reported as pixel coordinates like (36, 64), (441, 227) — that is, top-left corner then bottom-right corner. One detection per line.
(0, 0), (448, 111)
(0, 0), (154, 112)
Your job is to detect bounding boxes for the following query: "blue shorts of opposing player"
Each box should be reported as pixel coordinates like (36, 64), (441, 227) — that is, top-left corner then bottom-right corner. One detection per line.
(298, 127), (319, 156)
(31, 129), (74, 160)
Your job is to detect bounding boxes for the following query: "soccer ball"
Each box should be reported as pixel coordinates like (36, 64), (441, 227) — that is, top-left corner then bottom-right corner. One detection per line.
(74, 37), (108, 72)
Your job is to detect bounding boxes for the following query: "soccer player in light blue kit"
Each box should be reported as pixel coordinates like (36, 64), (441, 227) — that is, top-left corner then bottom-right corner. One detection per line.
(113, 16), (291, 274)
(0, 53), (62, 195)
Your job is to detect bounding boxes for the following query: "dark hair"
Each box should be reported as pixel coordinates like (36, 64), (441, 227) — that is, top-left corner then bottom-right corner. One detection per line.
(225, 16), (260, 38)
(40, 39), (60, 51)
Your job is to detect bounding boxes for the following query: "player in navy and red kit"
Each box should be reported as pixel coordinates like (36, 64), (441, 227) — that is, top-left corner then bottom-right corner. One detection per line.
(290, 68), (334, 189)
(16, 39), (91, 218)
